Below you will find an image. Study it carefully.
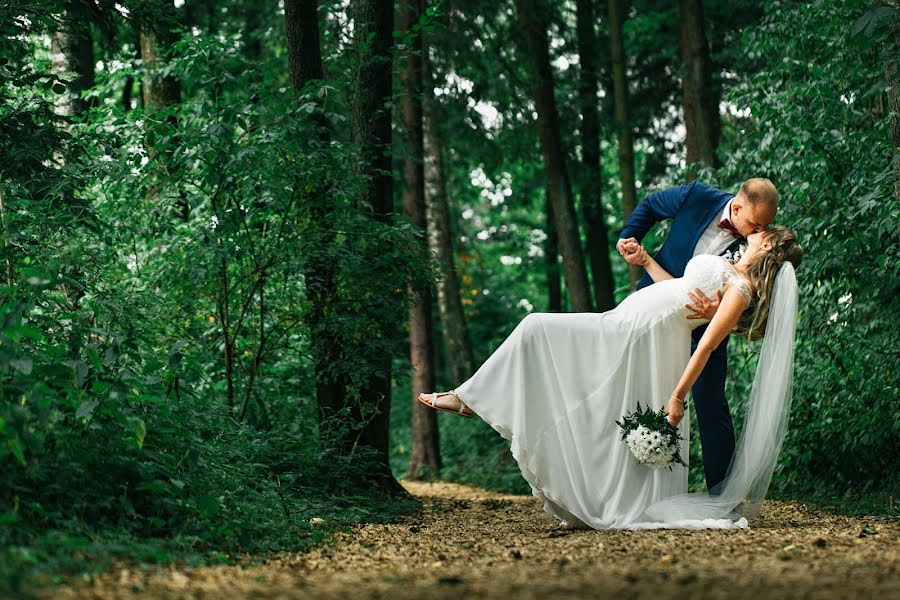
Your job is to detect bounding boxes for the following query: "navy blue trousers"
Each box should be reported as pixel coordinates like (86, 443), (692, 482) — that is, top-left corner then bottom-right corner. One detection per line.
(690, 326), (735, 492)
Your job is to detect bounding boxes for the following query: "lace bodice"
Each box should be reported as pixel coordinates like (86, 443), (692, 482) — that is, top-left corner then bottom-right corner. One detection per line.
(679, 254), (752, 327)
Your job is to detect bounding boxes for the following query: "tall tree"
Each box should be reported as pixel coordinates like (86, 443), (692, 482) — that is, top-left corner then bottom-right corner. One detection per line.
(422, 27), (476, 384)
(678, 0), (719, 170)
(50, 7), (95, 117)
(284, 0), (349, 441)
(349, 0), (405, 494)
(402, 0), (441, 479)
(544, 187), (563, 312)
(139, 27), (181, 111)
(608, 0), (640, 289)
(575, 0), (616, 312)
(514, 0), (593, 312)
(50, 3), (95, 359)
(886, 1), (900, 201)
(139, 4), (185, 220)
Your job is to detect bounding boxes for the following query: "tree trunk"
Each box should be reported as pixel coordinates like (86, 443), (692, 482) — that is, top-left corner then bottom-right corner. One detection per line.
(576, 0), (616, 312)
(402, 0), (441, 480)
(678, 0), (719, 171)
(349, 0), (405, 496)
(886, 1), (900, 202)
(514, 0), (592, 312)
(140, 14), (185, 219)
(50, 10), (95, 117)
(122, 37), (142, 112)
(243, 2), (264, 68)
(607, 0), (640, 290)
(50, 7), (93, 359)
(544, 186), (562, 312)
(285, 0), (326, 91)
(139, 29), (181, 111)
(422, 28), (476, 385)
(284, 0), (351, 446)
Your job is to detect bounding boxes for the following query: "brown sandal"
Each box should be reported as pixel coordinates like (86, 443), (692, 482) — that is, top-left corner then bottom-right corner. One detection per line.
(417, 390), (474, 418)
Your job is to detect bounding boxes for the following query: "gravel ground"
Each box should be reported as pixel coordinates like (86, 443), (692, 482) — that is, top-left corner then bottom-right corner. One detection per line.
(44, 480), (898, 599)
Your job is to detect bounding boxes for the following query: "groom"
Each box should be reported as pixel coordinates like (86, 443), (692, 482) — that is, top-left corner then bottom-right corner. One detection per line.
(616, 178), (779, 492)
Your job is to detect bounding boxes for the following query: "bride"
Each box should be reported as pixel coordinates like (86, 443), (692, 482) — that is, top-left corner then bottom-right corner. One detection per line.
(417, 226), (803, 530)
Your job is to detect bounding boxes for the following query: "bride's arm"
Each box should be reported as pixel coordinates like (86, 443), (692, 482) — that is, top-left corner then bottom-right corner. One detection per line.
(665, 286), (750, 425)
(640, 253), (674, 282)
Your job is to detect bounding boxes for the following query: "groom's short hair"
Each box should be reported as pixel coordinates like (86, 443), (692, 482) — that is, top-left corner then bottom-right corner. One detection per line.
(739, 178), (779, 207)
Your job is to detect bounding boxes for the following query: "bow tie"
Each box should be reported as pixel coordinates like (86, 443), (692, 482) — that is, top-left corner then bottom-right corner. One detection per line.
(717, 218), (742, 238)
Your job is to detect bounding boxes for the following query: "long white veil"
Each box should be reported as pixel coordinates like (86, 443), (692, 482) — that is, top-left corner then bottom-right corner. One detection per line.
(636, 261), (799, 526)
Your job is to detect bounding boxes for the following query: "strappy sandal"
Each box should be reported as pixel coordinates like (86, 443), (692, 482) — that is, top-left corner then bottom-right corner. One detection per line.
(417, 390), (474, 418)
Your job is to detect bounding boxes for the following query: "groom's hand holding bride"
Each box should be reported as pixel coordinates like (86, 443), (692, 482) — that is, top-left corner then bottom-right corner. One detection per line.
(616, 237), (647, 265)
(685, 288), (722, 321)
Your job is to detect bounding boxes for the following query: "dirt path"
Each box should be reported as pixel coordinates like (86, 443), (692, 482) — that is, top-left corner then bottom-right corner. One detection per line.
(46, 481), (898, 599)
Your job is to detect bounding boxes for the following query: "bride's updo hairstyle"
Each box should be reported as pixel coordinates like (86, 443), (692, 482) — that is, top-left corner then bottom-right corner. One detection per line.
(735, 226), (803, 341)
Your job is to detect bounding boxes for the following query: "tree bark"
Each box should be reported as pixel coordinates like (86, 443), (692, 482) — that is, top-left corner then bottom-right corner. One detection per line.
(402, 0), (442, 480)
(139, 29), (181, 111)
(349, 0), (405, 495)
(885, 1), (900, 202)
(139, 12), (184, 219)
(50, 9), (95, 117)
(607, 0), (640, 290)
(285, 0), (326, 91)
(576, 0), (615, 312)
(284, 0), (351, 446)
(422, 29), (476, 385)
(50, 6), (93, 359)
(678, 0), (719, 171)
(544, 186), (562, 312)
(514, 0), (593, 312)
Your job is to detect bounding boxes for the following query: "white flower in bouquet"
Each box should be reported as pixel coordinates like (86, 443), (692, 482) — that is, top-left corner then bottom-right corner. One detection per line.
(615, 403), (687, 471)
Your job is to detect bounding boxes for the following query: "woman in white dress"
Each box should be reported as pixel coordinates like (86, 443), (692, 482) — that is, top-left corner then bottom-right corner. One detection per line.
(417, 226), (803, 530)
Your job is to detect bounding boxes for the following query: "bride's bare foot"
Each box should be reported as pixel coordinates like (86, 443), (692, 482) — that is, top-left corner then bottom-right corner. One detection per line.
(417, 391), (474, 417)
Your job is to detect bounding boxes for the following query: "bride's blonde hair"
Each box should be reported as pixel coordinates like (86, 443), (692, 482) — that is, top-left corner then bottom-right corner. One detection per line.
(735, 226), (803, 341)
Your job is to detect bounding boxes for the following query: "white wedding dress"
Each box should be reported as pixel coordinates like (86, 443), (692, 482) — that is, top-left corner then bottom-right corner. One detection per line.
(454, 254), (755, 530)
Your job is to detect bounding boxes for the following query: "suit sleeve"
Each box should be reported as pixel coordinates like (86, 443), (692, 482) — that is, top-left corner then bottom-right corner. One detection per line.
(618, 182), (695, 242)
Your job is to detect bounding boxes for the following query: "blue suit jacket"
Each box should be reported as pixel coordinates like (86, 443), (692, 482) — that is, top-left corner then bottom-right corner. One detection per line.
(619, 181), (739, 291)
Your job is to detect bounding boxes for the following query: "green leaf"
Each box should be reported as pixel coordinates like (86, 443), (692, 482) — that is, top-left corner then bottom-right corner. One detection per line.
(8, 437), (25, 466)
(197, 494), (222, 519)
(10, 357), (32, 375)
(76, 400), (99, 421)
(132, 417), (146, 449)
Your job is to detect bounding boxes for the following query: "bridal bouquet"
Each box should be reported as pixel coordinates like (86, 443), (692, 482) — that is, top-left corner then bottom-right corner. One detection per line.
(615, 403), (687, 470)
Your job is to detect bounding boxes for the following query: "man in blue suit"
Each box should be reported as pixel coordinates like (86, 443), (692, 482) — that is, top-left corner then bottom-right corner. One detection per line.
(616, 178), (779, 492)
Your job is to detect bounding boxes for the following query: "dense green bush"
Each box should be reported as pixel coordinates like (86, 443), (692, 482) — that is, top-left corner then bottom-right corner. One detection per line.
(1, 7), (423, 594)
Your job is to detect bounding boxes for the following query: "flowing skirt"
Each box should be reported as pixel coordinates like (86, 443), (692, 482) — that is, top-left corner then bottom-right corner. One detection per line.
(454, 279), (725, 529)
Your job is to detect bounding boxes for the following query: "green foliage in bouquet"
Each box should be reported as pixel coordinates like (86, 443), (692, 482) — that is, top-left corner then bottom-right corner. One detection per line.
(615, 402), (688, 469)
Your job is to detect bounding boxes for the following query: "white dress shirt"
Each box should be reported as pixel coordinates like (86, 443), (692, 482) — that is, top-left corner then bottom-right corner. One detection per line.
(692, 197), (739, 257)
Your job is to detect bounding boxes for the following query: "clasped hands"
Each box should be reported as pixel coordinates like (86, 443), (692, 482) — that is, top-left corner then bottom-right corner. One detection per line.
(615, 237), (722, 321)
